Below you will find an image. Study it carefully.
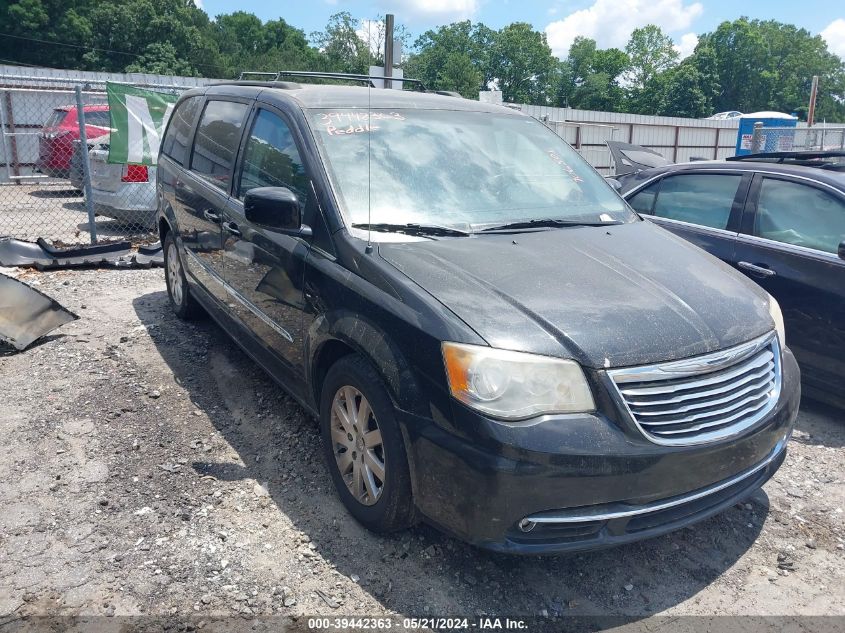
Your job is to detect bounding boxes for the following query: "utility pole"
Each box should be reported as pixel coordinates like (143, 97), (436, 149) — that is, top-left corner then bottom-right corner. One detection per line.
(384, 14), (394, 90)
(807, 75), (819, 127)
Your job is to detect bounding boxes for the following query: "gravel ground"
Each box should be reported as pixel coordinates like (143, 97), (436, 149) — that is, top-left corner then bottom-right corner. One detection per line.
(0, 268), (843, 627)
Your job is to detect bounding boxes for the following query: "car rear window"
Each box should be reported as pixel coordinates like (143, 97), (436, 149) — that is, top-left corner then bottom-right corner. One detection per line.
(190, 100), (249, 189)
(44, 109), (67, 128)
(82, 110), (111, 128)
(161, 96), (203, 166)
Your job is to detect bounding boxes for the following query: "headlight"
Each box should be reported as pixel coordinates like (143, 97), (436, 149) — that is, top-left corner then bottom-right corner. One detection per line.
(767, 294), (786, 347)
(442, 342), (595, 420)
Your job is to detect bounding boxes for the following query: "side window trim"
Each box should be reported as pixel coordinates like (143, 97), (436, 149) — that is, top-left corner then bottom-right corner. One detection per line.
(632, 176), (661, 215)
(187, 96), (254, 194)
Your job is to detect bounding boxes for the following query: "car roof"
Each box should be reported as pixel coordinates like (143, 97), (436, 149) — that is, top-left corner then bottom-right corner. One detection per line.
(625, 159), (845, 190)
(183, 82), (523, 115)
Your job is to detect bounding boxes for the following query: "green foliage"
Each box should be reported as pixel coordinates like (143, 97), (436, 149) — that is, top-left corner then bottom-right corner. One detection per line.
(0, 2), (843, 122)
(688, 18), (845, 120)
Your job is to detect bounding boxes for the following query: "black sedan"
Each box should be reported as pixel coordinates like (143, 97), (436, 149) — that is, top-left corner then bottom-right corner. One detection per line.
(619, 152), (845, 407)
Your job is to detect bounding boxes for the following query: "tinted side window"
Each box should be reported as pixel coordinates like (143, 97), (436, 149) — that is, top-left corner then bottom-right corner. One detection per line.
(161, 96), (203, 166)
(237, 109), (309, 202)
(652, 174), (741, 230)
(755, 178), (845, 254)
(628, 181), (659, 214)
(190, 100), (249, 189)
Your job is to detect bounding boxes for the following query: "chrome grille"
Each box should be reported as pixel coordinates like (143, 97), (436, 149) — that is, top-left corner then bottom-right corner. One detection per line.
(608, 333), (781, 446)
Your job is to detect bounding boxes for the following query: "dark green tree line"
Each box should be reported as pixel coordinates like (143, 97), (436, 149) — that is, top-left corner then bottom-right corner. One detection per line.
(0, 2), (843, 120)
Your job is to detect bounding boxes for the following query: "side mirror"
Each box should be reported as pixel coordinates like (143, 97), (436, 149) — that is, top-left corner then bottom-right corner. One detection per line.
(839, 240), (845, 261)
(244, 187), (311, 236)
(606, 178), (622, 192)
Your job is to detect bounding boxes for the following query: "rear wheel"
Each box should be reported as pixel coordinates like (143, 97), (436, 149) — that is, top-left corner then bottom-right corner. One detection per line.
(320, 355), (416, 533)
(163, 231), (201, 320)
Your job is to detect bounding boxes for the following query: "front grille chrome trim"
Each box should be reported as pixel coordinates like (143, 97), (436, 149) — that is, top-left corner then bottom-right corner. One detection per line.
(608, 332), (781, 446)
(524, 434), (789, 525)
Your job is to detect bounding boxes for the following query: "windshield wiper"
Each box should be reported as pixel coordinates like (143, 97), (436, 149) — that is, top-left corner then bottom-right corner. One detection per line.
(352, 222), (472, 237)
(480, 218), (623, 232)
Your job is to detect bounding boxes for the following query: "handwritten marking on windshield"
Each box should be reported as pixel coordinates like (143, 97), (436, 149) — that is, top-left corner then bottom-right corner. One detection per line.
(546, 150), (584, 183)
(318, 111), (406, 124)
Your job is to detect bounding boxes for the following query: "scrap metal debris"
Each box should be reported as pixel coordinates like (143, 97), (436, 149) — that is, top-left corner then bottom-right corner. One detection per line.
(0, 272), (78, 350)
(0, 237), (163, 269)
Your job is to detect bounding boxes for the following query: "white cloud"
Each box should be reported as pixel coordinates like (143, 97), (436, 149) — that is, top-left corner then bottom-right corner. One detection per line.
(673, 32), (699, 59)
(356, 19), (383, 56)
(821, 18), (845, 59)
(380, 0), (479, 22)
(545, 0), (703, 58)
(193, 0), (203, 8)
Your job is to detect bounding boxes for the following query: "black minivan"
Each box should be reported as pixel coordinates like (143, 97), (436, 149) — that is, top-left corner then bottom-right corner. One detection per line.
(156, 79), (800, 554)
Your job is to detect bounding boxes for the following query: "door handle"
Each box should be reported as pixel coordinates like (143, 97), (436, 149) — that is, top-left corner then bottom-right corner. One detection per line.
(738, 261), (776, 278)
(203, 209), (221, 223)
(222, 221), (241, 237)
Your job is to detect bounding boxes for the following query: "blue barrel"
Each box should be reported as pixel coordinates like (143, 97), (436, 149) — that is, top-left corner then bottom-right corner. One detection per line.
(735, 112), (798, 155)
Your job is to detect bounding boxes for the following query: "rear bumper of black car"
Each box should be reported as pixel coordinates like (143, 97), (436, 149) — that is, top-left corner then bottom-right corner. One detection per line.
(400, 348), (800, 555)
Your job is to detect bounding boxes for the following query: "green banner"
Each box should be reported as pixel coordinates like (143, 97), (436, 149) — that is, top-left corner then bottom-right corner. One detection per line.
(106, 82), (179, 165)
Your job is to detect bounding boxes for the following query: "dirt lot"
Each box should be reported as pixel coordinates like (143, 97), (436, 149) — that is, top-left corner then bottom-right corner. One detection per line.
(1, 268), (843, 627)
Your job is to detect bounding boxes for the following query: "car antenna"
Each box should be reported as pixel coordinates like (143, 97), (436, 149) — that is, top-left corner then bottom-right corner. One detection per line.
(365, 75), (373, 255)
(363, 18), (375, 255)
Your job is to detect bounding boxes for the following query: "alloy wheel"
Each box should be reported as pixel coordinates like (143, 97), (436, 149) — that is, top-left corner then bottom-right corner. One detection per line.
(166, 242), (184, 307)
(330, 386), (386, 506)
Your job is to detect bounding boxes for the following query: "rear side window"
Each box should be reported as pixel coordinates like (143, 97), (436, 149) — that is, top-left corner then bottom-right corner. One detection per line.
(190, 100), (249, 189)
(755, 178), (845, 254)
(651, 173), (742, 230)
(237, 109), (309, 202)
(82, 110), (111, 127)
(161, 96), (202, 166)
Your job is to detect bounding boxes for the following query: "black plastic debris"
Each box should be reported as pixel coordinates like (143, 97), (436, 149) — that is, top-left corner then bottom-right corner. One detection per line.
(0, 273), (78, 350)
(0, 237), (163, 269)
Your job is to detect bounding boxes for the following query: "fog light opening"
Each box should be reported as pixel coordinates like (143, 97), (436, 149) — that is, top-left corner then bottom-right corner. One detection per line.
(518, 518), (536, 533)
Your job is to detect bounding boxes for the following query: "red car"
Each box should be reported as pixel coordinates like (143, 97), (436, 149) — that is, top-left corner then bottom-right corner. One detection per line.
(37, 105), (111, 178)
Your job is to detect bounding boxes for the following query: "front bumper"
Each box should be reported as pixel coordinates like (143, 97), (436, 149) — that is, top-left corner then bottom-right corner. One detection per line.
(400, 348), (800, 554)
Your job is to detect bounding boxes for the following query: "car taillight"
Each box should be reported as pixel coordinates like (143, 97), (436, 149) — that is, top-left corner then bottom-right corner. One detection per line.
(121, 165), (149, 183)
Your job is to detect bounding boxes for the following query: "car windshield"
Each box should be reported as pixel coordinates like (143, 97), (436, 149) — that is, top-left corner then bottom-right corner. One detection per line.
(308, 109), (633, 232)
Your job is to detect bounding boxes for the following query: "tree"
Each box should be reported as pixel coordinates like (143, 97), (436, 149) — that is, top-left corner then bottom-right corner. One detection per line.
(404, 21), (495, 94)
(656, 64), (710, 117)
(625, 26), (678, 88)
(625, 25), (678, 112)
(437, 52), (481, 98)
(564, 37), (629, 111)
(310, 12), (373, 75)
(489, 22), (557, 103)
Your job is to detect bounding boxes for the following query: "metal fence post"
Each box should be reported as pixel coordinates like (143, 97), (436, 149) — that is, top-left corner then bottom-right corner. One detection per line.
(74, 85), (97, 244)
(751, 122), (764, 154)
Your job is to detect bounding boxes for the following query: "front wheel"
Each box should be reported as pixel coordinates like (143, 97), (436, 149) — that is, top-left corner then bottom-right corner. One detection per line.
(163, 231), (202, 320)
(320, 355), (416, 533)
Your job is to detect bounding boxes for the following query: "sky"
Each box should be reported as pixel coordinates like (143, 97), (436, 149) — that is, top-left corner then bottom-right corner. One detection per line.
(196, 0), (845, 60)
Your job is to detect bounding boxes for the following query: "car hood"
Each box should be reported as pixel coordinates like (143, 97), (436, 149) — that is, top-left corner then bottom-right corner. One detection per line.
(378, 221), (773, 369)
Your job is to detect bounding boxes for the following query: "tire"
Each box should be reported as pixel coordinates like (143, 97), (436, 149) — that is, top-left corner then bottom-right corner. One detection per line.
(320, 354), (416, 533)
(163, 231), (202, 320)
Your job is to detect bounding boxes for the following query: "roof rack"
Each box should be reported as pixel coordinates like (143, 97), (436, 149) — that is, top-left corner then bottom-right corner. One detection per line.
(237, 71), (428, 91)
(727, 150), (845, 163)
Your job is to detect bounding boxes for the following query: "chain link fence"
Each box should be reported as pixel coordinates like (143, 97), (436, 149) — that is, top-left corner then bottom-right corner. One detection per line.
(751, 124), (845, 154)
(0, 73), (192, 246)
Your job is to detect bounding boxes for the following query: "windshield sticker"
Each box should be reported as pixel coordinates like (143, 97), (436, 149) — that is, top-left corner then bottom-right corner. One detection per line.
(546, 150), (584, 183)
(318, 111), (406, 136)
